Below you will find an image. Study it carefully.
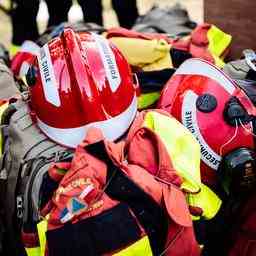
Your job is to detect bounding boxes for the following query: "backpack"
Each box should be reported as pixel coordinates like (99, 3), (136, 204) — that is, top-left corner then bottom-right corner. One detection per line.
(132, 4), (196, 37)
(0, 59), (19, 98)
(0, 98), (73, 256)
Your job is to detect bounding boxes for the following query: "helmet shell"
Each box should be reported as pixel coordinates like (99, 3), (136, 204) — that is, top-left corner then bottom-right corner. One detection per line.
(11, 41), (40, 78)
(29, 28), (137, 148)
(158, 58), (256, 187)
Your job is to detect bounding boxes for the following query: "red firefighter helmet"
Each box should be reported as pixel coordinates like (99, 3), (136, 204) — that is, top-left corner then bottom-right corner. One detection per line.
(27, 28), (137, 148)
(158, 58), (256, 187)
(11, 41), (40, 79)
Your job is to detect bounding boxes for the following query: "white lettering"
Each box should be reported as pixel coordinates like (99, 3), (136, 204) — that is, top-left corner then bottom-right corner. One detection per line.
(182, 91), (221, 170)
(38, 44), (61, 107)
(93, 34), (121, 92)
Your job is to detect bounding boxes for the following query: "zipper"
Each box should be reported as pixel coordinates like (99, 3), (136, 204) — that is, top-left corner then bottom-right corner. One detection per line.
(23, 157), (50, 228)
(16, 143), (65, 220)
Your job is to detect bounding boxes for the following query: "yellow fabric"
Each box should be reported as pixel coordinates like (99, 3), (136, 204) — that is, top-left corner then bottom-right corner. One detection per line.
(113, 236), (153, 256)
(25, 247), (41, 256)
(10, 44), (21, 58)
(0, 103), (8, 155)
(187, 183), (222, 220)
(138, 92), (160, 109)
(109, 37), (173, 71)
(37, 218), (48, 256)
(207, 25), (232, 68)
(143, 111), (201, 193)
(143, 111), (222, 219)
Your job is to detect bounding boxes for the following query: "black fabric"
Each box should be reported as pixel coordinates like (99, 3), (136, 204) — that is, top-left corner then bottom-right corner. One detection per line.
(44, 0), (72, 28)
(112, 0), (138, 29)
(11, 0), (72, 45)
(86, 141), (168, 256)
(39, 172), (58, 212)
(246, 69), (256, 82)
(200, 197), (245, 256)
(77, 0), (138, 28)
(136, 69), (175, 93)
(11, 0), (40, 45)
(77, 0), (103, 26)
(170, 48), (192, 68)
(47, 203), (141, 256)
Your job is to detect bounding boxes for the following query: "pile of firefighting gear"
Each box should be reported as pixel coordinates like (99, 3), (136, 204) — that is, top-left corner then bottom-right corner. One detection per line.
(0, 4), (256, 256)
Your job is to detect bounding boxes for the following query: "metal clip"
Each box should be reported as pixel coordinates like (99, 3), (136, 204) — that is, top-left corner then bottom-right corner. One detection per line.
(16, 196), (23, 219)
(21, 90), (30, 102)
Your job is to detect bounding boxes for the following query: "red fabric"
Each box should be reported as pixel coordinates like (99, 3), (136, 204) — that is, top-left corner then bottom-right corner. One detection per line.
(106, 27), (173, 43)
(0, 99), (6, 106)
(172, 24), (214, 63)
(125, 110), (200, 255)
(21, 231), (39, 248)
(44, 125), (200, 255)
(106, 24), (220, 64)
(48, 145), (119, 229)
(228, 194), (256, 256)
(48, 162), (71, 182)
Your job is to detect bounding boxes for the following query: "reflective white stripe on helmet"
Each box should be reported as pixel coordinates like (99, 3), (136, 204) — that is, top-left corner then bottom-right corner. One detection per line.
(38, 44), (61, 107)
(20, 40), (40, 55)
(93, 34), (121, 93)
(19, 61), (30, 78)
(175, 58), (236, 95)
(182, 90), (221, 170)
(37, 95), (137, 148)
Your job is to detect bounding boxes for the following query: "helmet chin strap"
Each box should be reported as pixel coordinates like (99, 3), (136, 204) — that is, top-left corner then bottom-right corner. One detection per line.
(239, 119), (256, 138)
(219, 119), (238, 156)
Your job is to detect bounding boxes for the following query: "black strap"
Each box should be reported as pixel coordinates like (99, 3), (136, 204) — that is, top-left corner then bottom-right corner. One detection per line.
(86, 141), (168, 256)
(246, 69), (256, 81)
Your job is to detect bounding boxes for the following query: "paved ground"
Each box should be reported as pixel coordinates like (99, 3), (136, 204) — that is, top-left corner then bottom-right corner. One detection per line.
(0, 0), (203, 48)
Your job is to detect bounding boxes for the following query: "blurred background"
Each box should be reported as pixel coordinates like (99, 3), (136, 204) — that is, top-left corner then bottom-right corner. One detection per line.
(0, 0), (203, 48)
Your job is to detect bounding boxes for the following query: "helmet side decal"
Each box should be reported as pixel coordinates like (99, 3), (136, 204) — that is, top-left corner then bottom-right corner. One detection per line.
(93, 34), (121, 93)
(38, 44), (61, 107)
(176, 58), (236, 95)
(182, 90), (221, 170)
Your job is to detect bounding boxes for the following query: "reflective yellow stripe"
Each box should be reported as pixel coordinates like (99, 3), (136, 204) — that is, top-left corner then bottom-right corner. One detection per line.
(113, 236), (153, 256)
(138, 92), (160, 110)
(25, 247), (41, 256)
(187, 183), (222, 220)
(143, 111), (201, 193)
(142, 111), (222, 219)
(37, 218), (48, 256)
(37, 220), (152, 256)
(207, 25), (232, 67)
(10, 44), (21, 58)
